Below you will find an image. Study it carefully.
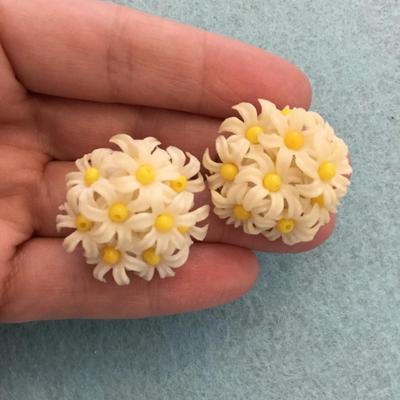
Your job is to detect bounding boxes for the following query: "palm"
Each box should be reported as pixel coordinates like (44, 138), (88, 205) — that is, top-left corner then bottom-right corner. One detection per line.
(0, 0), (332, 322)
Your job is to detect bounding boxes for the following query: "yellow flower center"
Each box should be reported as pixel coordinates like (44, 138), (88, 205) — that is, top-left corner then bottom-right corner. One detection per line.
(233, 204), (251, 220)
(101, 246), (121, 265)
(155, 213), (174, 232)
(311, 194), (325, 207)
(142, 248), (161, 266)
(75, 214), (93, 232)
(318, 161), (336, 181)
(84, 167), (100, 186)
(108, 202), (129, 223)
(178, 226), (189, 234)
(245, 125), (264, 144)
(135, 164), (156, 185)
(284, 131), (304, 150)
(220, 163), (238, 181)
(277, 218), (295, 234)
(263, 173), (282, 192)
(280, 106), (292, 116)
(170, 175), (187, 192)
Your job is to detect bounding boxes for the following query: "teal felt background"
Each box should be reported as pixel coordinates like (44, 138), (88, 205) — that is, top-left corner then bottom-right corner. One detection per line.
(1, 1), (399, 399)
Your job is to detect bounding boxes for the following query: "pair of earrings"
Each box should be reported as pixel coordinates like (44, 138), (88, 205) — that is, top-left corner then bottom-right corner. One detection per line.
(56, 99), (351, 285)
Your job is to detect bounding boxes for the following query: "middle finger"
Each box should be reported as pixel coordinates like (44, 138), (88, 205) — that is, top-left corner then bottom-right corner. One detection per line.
(33, 95), (221, 161)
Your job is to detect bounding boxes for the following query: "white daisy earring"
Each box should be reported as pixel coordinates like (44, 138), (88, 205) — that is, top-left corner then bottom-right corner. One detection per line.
(57, 134), (209, 286)
(203, 99), (351, 245)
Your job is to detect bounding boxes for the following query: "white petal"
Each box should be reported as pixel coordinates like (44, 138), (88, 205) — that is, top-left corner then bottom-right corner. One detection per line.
(270, 112), (288, 136)
(168, 192), (194, 214)
(155, 234), (169, 254)
(112, 151), (137, 173)
(258, 98), (277, 116)
(189, 225), (208, 241)
(157, 264), (175, 279)
(265, 193), (284, 219)
(79, 200), (108, 222)
(243, 186), (267, 211)
(236, 167), (263, 185)
(56, 214), (75, 231)
(259, 133), (283, 149)
(82, 238), (99, 258)
(295, 152), (318, 178)
(91, 148), (113, 168)
(186, 176), (205, 193)
(95, 180), (118, 205)
(296, 181), (323, 198)
(124, 254), (147, 272)
(276, 148), (294, 174)
(207, 174), (225, 191)
(288, 108), (305, 131)
(165, 246), (190, 268)
(202, 149), (220, 173)
(93, 262), (112, 282)
(110, 134), (139, 157)
(128, 213), (154, 232)
(63, 231), (82, 253)
(137, 266), (155, 281)
(232, 102), (258, 125)
(184, 153), (201, 178)
(112, 265), (130, 286)
(167, 146), (186, 167)
(218, 116), (245, 136)
(116, 226), (133, 249)
(211, 190), (231, 208)
(215, 136), (231, 162)
(246, 149), (274, 172)
(110, 176), (139, 193)
(137, 229), (157, 251)
(92, 222), (115, 243)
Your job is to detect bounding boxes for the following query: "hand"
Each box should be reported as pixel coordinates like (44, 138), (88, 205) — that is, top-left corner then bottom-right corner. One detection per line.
(0, 0), (333, 322)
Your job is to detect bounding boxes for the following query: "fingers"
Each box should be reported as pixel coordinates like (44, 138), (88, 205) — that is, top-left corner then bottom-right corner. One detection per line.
(0, 45), (27, 123)
(32, 95), (220, 161)
(34, 162), (335, 252)
(0, 239), (258, 322)
(1, 0), (311, 117)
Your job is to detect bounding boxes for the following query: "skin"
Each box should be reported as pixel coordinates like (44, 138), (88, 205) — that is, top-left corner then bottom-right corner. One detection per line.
(0, 0), (335, 322)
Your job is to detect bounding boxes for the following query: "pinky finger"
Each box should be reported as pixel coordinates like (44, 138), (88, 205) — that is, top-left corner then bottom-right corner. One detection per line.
(1, 239), (259, 322)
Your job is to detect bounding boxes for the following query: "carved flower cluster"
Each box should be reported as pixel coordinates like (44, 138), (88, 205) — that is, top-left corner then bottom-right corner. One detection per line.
(57, 134), (209, 285)
(203, 99), (351, 245)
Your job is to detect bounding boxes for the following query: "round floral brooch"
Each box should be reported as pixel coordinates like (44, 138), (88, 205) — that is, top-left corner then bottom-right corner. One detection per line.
(57, 100), (351, 286)
(203, 99), (351, 245)
(57, 134), (209, 285)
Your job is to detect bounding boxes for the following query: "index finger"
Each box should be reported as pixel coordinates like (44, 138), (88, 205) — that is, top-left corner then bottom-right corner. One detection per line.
(0, 0), (311, 117)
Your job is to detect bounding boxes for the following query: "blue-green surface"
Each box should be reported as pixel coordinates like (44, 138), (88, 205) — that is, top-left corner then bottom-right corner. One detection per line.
(1, 1), (399, 399)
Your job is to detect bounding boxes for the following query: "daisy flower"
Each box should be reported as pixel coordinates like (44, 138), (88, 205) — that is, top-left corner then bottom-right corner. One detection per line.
(235, 150), (303, 219)
(135, 246), (190, 281)
(166, 146), (205, 193)
(263, 204), (321, 245)
(87, 243), (145, 286)
(56, 201), (99, 258)
(211, 184), (275, 234)
(175, 223), (209, 243)
(66, 148), (113, 205)
(295, 126), (352, 207)
(259, 106), (323, 171)
(203, 135), (250, 194)
(79, 183), (148, 250)
(108, 134), (179, 204)
(218, 100), (279, 146)
(301, 195), (336, 225)
(129, 192), (209, 254)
